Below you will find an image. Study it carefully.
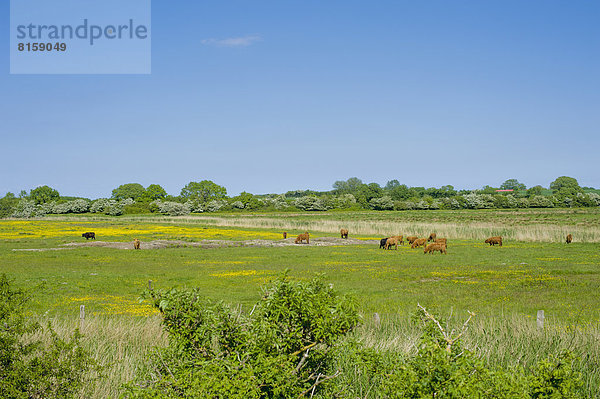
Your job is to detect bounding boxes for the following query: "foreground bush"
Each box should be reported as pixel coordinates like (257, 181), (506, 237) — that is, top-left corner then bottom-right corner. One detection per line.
(124, 280), (583, 398)
(325, 307), (583, 398)
(0, 274), (98, 399)
(124, 276), (360, 398)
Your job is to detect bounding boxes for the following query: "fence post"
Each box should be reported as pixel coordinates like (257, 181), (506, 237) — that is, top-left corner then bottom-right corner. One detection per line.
(148, 280), (153, 291)
(373, 312), (380, 327)
(536, 310), (544, 329)
(79, 305), (85, 330)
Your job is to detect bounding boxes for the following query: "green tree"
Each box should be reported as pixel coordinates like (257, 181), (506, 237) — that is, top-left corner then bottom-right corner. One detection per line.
(500, 179), (526, 191)
(384, 179), (400, 191)
(231, 191), (261, 209)
(389, 184), (411, 200)
(29, 185), (60, 204)
(143, 184), (167, 201)
(526, 185), (544, 197)
(355, 183), (382, 206)
(550, 176), (583, 196)
(333, 177), (363, 195)
(0, 192), (19, 217)
(111, 183), (146, 201)
(180, 180), (227, 203)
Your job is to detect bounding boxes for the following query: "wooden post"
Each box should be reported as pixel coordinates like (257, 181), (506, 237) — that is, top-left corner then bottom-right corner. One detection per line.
(537, 310), (544, 329)
(79, 305), (85, 330)
(148, 280), (153, 290)
(373, 312), (380, 327)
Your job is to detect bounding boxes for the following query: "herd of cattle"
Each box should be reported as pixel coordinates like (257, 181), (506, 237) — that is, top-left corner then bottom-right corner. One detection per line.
(288, 229), (574, 255)
(81, 230), (574, 251)
(376, 233), (450, 254)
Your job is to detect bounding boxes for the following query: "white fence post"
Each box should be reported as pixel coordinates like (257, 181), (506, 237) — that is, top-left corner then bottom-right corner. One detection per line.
(79, 304), (85, 330)
(537, 310), (544, 329)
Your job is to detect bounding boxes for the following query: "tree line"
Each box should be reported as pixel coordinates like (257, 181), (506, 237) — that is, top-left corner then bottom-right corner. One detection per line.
(1, 176), (599, 218)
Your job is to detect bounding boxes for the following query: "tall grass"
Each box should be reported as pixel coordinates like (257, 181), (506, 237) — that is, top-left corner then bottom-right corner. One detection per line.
(343, 312), (600, 398)
(30, 315), (166, 399)
(153, 215), (600, 243)
(30, 313), (599, 398)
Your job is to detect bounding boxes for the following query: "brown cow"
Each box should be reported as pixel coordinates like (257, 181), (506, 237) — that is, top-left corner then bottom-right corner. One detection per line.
(295, 232), (310, 244)
(566, 234), (572, 244)
(411, 238), (427, 249)
(424, 242), (446, 254)
(340, 228), (349, 239)
(133, 238), (141, 250)
(283, 232), (287, 239)
(427, 233), (437, 242)
(485, 236), (503, 246)
(435, 238), (447, 246)
(384, 236), (402, 250)
(406, 236), (418, 245)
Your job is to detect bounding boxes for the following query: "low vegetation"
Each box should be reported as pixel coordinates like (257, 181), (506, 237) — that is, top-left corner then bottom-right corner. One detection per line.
(1, 211), (598, 397)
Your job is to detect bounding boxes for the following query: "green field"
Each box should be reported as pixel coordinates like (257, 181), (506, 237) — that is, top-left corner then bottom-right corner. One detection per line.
(1, 210), (599, 397)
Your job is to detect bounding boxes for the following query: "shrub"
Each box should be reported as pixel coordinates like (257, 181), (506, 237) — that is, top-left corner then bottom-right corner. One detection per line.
(205, 199), (228, 212)
(528, 195), (554, 208)
(90, 198), (114, 214)
(124, 276), (360, 398)
(294, 196), (331, 211)
(0, 274), (98, 398)
(586, 192), (600, 206)
(11, 200), (38, 218)
(151, 200), (191, 216)
(464, 193), (495, 209)
(231, 200), (245, 209)
(334, 194), (357, 209)
(369, 196), (394, 210)
(123, 202), (152, 214)
(378, 307), (582, 398)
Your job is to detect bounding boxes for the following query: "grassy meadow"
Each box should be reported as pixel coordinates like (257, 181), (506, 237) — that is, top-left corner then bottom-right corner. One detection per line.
(1, 209), (600, 397)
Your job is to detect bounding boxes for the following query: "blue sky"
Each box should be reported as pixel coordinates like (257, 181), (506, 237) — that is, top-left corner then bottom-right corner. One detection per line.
(2, 1), (599, 198)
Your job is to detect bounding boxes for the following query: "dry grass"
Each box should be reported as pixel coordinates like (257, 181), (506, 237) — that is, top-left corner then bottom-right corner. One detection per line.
(30, 315), (166, 399)
(147, 215), (600, 243)
(356, 312), (600, 398)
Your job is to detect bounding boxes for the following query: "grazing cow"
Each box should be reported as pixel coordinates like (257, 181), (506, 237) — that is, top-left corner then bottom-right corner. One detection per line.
(82, 232), (95, 240)
(485, 236), (503, 246)
(133, 239), (141, 250)
(283, 232), (287, 239)
(385, 236), (401, 250)
(566, 234), (572, 244)
(427, 233), (437, 242)
(380, 238), (389, 249)
(406, 236), (418, 245)
(340, 228), (349, 239)
(411, 238), (427, 249)
(424, 242), (447, 255)
(295, 232), (310, 244)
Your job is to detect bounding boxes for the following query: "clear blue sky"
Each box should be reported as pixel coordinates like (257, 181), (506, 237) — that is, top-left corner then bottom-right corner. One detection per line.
(2, 1), (599, 198)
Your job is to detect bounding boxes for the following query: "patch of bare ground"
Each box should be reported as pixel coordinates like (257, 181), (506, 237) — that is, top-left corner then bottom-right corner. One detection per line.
(15, 237), (379, 251)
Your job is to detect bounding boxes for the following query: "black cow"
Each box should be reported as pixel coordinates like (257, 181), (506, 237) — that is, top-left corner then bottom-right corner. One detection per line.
(379, 238), (389, 249)
(82, 232), (96, 240)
